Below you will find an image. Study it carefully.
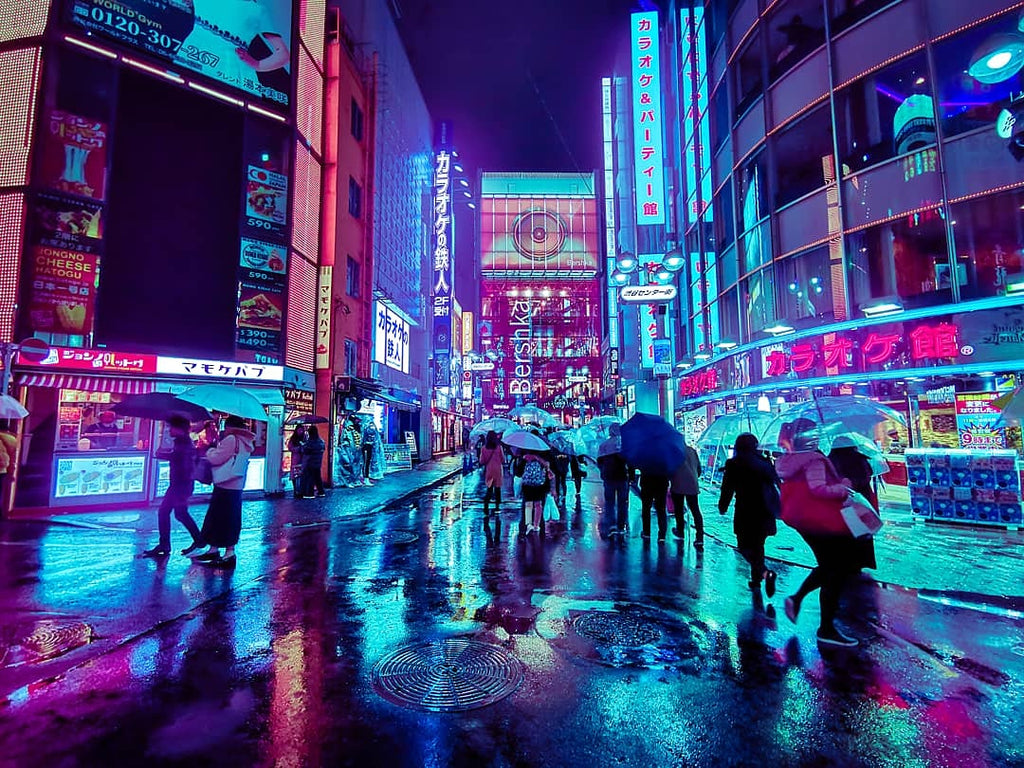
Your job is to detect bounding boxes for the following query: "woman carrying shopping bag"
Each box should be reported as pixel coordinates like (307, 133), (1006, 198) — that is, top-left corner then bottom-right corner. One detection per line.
(775, 418), (865, 648)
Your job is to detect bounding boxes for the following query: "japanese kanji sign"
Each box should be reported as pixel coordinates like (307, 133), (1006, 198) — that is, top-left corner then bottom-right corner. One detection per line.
(432, 149), (454, 385)
(316, 266), (332, 370)
(156, 356), (284, 382)
(631, 11), (666, 226)
(639, 254), (668, 369)
(374, 301), (410, 375)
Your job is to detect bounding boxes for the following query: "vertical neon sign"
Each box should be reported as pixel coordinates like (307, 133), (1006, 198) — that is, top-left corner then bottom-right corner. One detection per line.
(631, 11), (665, 226)
(602, 77), (620, 349)
(432, 150), (453, 387)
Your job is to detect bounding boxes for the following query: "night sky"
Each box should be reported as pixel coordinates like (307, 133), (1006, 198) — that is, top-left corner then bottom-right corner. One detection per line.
(397, 0), (633, 176)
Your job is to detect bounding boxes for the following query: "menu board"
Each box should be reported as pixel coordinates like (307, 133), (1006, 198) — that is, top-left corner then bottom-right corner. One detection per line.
(382, 444), (412, 474)
(66, 0), (294, 107)
(54, 454), (147, 499)
(38, 110), (108, 200)
(245, 166), (288, 238)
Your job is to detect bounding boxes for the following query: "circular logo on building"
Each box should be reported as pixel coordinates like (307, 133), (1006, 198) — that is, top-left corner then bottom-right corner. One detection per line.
(511, 209), (567, 261)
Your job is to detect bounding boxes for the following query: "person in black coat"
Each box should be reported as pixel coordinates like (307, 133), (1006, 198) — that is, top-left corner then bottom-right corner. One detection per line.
(718, 433), (782, 598)
(828, 436), (878, 571)
(301, 425), (327, 498)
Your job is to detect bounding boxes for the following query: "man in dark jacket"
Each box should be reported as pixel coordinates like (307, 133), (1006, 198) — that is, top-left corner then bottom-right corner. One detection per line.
(670, 443), (704, 547)
(144, 415), (203, 557)
(301, 425), (327, 498)
(597, 424), (633, 538)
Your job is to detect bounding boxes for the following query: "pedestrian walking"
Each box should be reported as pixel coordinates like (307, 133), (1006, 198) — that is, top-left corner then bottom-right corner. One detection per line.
(718, 433), (781, 597)
(143, 415), (203, 558)
(301, 425), (327, 498)
(639, 468), (670, 541)
(479, 430), (505, 517)
(597, 423), (631, 538)
(551, 449), (570, 507)
(287, 425), (306, 498)
(669, 441), (704, 548)
(0, 424), (17, 515)
(519, 451), (553, 535)
(361, 419), (375, 484)
(828, 436), (879, 571)
(775, 418), (863, 647)
(190, 416), (255, 569)
(568, 451), (587, 507)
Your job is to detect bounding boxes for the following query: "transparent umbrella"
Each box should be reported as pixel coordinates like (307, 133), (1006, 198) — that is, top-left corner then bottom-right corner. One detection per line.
(760, 396), (905, 452)
(507, 405), (562, 428)
(696, 412), (776, 486)
(469, 417), (518, 440)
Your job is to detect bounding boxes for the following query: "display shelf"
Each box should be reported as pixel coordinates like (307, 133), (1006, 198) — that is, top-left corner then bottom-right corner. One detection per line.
(906, 448), (1023, 529)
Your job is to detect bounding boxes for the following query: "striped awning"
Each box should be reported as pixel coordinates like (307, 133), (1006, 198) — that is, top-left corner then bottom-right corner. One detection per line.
(17, 372), (155, 395)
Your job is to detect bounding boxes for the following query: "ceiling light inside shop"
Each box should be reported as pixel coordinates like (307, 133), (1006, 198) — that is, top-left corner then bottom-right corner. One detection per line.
(765, 324), (795, 335)
(968, 33), (1024, 84)
(862, 301), (903, 316)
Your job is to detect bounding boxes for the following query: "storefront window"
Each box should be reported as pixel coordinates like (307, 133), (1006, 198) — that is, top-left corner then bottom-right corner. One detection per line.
(934, 10), (1024, 140)
(766, 0), (826, 82)
(773, 105), (833, 208)
(846, 210), (953, 310)
(734, 32), (764, 119)
(57, 390), (147, 452)
(742, 267), (776, 338)
(775, 245), (834, 326)
(952, 189), (1024, 299)
(828, 0), (898, 34)
(835, 52), (934, 175)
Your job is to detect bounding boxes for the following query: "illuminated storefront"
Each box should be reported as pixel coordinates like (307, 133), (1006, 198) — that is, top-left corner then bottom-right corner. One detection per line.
(0, 1), (326, 512)
(478, 173), (603, 423)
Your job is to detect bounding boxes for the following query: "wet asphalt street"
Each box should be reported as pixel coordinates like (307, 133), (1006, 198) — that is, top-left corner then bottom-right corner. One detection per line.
(1, 472), (1023, 768)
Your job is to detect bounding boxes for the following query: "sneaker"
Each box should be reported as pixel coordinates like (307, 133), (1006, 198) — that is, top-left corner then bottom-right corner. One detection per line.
(765, 570), (777, 599)
(142, 546), (169, 558)
(671, 527), (684, 540)
(180, 542), (203, 557)
(784, 596), (800, 624)
(816, 628), (858, 647)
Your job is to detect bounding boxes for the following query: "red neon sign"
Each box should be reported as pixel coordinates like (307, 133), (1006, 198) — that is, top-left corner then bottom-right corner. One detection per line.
(679, 367), (719, 397)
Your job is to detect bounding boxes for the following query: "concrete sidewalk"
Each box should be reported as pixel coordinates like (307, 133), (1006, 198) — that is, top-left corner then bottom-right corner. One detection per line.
(695, 486), (1024, 606)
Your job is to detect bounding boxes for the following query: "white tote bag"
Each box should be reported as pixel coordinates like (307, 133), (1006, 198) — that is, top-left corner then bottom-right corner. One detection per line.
(210, 437), (246, 485)
(840, 490), (883, 538)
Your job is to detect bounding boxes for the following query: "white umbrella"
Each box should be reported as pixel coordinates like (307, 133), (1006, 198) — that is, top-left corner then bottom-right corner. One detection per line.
(179, 384), (267, 421)
(501, 429), (550, 452)
(469, 417), (518, 440)
(0, 394), (28, 419)
(507, 405), (561, 428)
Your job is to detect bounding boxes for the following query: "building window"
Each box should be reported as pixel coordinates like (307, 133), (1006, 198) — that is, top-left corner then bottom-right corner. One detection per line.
(733, 32), (764, 119)
(773, 105), (833, 209)
(348, 177), (362, 218)
(346, 256), (360, 297)
(775, 245), (833, 327)
(766, 3), (825, 83)
(344, 339), (358, 376)
(951, 189), (1024, 300)
(350, 98), (364, 142)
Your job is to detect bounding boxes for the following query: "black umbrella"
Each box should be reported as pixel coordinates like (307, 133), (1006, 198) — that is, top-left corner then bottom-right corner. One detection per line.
(285, 414), (330, 425)
(620, 412), (686, 476)
(111, 392), (212, 422)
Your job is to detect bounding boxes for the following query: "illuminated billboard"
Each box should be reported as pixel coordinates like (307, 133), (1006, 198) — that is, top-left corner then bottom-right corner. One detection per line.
(66, 0), (294, 107)
(631, 11), (666, 226)
(432, 149), (454, 385)
(480, 196), (599, 275)
(375, 301), (410, 375)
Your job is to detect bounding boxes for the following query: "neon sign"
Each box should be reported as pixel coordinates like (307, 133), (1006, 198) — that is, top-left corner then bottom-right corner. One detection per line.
(630, 11), (665, 225)
(432, 149), (453, 386)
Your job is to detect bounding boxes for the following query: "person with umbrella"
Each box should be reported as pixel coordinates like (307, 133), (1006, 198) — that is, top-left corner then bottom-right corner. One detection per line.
(143, 414), (203, 558)
(597, 423), (632, 539)
(568, 450), (587, 508)
(479, 430), (505, 517)
(301, 425), (327, 498)
(619, 413), (688, 543)
(775, 418), (861, 647)
(828, 435), (879, 572)
(519, 449), (553, 535)
(718, 433), (781, 597)
(669, 439), (704, 548)
(287, 424), (306, 498)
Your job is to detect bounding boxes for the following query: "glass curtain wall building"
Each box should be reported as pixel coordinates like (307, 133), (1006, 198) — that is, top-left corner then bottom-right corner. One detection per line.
(672, 0), (1024, 525)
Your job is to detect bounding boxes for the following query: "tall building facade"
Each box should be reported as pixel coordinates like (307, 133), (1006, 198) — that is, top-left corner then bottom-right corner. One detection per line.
(479, 173), (603, 424)
(0, 0), (326, 512)
(332, 0), (433, 454)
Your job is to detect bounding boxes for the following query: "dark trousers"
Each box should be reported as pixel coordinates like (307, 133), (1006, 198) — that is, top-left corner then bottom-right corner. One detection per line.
(362, 444), (373, 477)
(554, 474), (568, 502)
(158, 487), (201, 549)
(670, 492), (704, 540)
(640, 480), (669, 537)
(795, 533), (855, 631)
(483, 484), (502, 513)
(602, 480), (629, 532)
(302, 463), (324, 496)
(736, 531), (768, 582)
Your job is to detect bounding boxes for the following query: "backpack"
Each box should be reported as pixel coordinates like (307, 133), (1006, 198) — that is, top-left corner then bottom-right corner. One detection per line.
(522, 457), (547, 487)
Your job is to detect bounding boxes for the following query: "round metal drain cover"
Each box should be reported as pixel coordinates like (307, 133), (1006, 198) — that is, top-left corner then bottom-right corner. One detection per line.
(572, 611), (662, 647)
(372, 638), (524, 712)
(350, 530), (419, 545)
(19, 620), (94, 661)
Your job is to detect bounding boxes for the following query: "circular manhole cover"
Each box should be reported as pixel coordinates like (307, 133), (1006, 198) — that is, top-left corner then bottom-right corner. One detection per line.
(372, 638), (525, 712)
(19, 621), (94, 661)
(572, 611), (663, 648)
(350, 530), (419, 545)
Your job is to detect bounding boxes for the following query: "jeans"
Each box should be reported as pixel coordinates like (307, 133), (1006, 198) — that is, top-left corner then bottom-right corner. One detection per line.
(602, 480), (630, 533)
(302, 463), (324, 496)
(640, 478), (669, 537)
(670, 493), (704, 541)
(157, 487), (201, 549)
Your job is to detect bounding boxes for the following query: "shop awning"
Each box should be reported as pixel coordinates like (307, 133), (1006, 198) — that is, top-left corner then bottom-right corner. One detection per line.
(246, 387), (285, 406)
(16, 372), (155, 395)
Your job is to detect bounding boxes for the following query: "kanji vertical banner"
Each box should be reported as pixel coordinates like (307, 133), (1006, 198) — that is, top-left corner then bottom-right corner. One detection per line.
(432, 149), (453, 386)
(631, 11), (665, 226)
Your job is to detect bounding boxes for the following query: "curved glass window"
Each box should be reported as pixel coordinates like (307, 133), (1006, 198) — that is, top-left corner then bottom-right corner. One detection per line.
(775, 245), (834, 326)
(829, 0), (898, 35)
(711, 81), (730, 151)
(736, 150), (767, 232)
(834, 52), (933, 175)
(743, 267), (776, 338)
(934, 10), (1024, 140)
(766, 0), (826, 83)
(719, 243), (739, 291)
(713, 179), (735, 251)
(846, 210), (952, 310)
(717, 287), (741, 345)
(952, 188), (1024, 300)
(734, 32), (764, 119)
(773, 104), (833, 209)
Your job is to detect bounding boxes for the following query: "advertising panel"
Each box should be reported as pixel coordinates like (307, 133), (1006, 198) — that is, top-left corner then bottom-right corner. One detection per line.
(25, 245), (99, 336)
(638, 254), (668, 368)
(244, 165), (289, 239)
(374, 302), (411, 375)
(955, 393), (1007, 449)
(480, 196), (598, 274)
(630, 11), (666, 226)
(316, 265), (332, 370)
(67, 0), (294, 106)
(30, 193), (103, 253)
(19, 346), (158, 374)
(38, 110), (108, 201)
(156, 355), (283, 381)
(54, 453), (147, 499)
